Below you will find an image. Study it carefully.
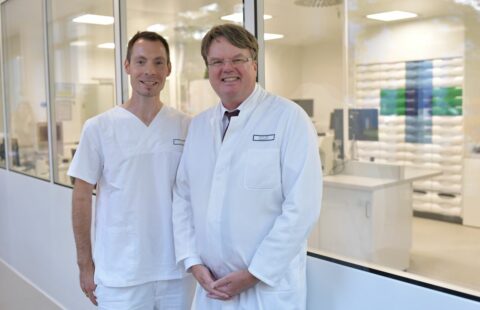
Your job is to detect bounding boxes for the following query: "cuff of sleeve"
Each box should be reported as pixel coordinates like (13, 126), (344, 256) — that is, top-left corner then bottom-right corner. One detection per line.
(184, 256), (203, 272)
(248, 266), (276, 288)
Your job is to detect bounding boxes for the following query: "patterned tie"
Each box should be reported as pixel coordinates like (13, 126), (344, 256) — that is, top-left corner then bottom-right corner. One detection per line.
(222, 109), (240, 141)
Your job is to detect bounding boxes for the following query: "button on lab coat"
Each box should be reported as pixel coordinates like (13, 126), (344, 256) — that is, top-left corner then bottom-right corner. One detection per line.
(173, 85), (322, 309)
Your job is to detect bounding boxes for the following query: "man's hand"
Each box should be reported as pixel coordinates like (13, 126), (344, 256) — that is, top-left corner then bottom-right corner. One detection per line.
(78, 261), (97, 305)
(191, 264), (230, 300)
(212, 270), (259, 298)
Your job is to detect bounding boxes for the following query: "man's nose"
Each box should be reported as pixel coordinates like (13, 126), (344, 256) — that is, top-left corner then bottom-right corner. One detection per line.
(145, 63), (156, 74)
(222, 60), (235, 70)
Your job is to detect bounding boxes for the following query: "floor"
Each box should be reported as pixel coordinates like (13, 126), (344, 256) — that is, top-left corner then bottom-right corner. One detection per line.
(409, 217), (480, 292)
(0, 217), (479, 309)
(0, 261), (61, 310)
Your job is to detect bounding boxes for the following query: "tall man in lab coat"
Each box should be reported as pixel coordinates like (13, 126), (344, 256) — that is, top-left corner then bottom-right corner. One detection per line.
(173, 24), (323, 309)
(68, 31), (194, 309)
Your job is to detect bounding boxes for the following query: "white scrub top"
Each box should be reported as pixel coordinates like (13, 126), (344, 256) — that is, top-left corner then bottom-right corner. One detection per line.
(68, 105), (190, 287)
(173, 85), (323, 309)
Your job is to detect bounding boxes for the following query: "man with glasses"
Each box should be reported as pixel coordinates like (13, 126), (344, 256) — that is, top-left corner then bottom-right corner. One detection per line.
(68, 31), (194, 309)
(173, 24), (322, 309)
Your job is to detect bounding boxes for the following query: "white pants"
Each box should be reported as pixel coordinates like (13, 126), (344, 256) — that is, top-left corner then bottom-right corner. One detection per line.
(96, 276), (195, 310)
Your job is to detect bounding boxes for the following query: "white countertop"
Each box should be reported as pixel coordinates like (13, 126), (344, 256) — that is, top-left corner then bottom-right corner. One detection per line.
(324, 166), (442, 191)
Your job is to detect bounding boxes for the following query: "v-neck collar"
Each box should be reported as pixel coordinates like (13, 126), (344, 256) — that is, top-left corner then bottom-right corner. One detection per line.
(118, 105), (166, 128)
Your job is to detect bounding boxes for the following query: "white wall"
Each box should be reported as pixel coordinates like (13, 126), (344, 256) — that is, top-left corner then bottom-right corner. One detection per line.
(0, 169), (95, 310)
(265, 43), (302, 100)
(354, 17), (464, 64)
(464, 12), (480, 156)
(307, 254), (480, 309)
(265, 39), (344, 132)
(299, 39), (343, 132)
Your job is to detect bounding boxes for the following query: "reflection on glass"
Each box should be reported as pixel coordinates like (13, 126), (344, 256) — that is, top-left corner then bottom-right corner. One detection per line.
(47, 0), (116, 186)
(2, 0), (49, 179)
(124, 0), (242, 116)
(265, 0), (480, 295)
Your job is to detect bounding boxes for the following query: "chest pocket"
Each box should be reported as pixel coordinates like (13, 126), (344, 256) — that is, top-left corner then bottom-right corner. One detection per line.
(244, 148), (281, 190)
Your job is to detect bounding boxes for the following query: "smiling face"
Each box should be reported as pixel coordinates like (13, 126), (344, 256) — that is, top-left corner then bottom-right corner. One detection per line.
(207, 36), (257, 110)
(124, 39), (171, 100)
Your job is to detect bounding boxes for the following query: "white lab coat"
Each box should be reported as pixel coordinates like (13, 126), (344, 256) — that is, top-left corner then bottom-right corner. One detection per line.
(173, 85), (322, 309)
(69, 105), (190, 287)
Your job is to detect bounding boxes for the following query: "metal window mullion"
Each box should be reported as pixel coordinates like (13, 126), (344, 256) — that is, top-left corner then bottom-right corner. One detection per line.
(114, 0), (127, 106)
(0, 1), (10, 170)
(43, 0), (55, 182)
(342, 0), (350, 159)
(244, 0), (264, 88)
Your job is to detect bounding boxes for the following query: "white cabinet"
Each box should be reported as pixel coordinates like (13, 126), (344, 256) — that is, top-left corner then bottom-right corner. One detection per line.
(462, 158), (480, 228)
(309, 161), (440, 270)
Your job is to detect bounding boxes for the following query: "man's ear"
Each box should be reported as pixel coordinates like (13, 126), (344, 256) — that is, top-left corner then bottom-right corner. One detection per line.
(167, 62), (172, 76)
(124, 59), (130, 74)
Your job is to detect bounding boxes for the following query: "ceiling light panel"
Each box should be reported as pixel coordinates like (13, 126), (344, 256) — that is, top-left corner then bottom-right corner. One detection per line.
(147, 24), (167, 32)
(97, 42), (115, 49)
(73, 14), (114, 25)
(264, 33), (284, 41)
(221, 13), (272, 23)
(366, 11), (418, 22)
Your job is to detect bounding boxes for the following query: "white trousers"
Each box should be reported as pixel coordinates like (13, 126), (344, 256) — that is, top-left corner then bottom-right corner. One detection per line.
(96, 276), (195, 310)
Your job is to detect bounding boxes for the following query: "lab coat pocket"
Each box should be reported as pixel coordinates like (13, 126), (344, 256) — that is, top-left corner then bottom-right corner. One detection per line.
(256, 281), (299, 310)
(244, 148), (281, 190)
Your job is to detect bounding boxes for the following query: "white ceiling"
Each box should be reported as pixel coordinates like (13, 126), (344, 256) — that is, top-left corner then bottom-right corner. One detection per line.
(22, 0), (480, 47)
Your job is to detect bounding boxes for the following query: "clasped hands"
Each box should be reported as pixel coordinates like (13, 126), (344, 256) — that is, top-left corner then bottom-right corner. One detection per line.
(190, 264), (259, 300)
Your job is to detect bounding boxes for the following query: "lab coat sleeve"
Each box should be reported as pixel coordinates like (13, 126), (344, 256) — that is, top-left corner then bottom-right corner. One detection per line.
(172, 131), (203, 271)
(248, 108), (323, 287)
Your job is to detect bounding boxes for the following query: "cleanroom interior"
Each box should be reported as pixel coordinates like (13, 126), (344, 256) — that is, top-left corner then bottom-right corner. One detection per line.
(0, 0), (479, 298)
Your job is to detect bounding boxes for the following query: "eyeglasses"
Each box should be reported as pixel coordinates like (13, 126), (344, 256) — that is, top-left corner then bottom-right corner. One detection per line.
(207, 57), (253, 68)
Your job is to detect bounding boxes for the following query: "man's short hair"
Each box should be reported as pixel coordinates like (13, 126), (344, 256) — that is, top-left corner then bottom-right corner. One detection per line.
(201, 24), (258, 65)
(126, 31), (170, 64)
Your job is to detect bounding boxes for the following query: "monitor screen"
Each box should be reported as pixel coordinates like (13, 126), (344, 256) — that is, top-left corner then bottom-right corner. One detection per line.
(330, 109), (343, 140)
(0, 138), (4, 161)
(11, 138), (20, 166)
(37, 122), (63, 144)
(348, 109), (379, 141)
(292, 99), (314, 117)
(329, 108), (379, 142)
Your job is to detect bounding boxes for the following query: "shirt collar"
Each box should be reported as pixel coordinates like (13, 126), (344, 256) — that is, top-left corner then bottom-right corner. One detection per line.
(219, 84), (259, 118)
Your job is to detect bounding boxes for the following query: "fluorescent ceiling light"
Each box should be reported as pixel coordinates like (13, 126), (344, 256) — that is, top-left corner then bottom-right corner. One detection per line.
(366, 11), (417, 22)
(193, 30), (208, 41)
(221, 13), (272, 23)
(97, 42), (115, 49)
(70, 40), (88, 47)
(200, 3), (219, 12)
(73, 14), (114, 25)
(147, 24), (167, 32)
(264, 33), (284, 41)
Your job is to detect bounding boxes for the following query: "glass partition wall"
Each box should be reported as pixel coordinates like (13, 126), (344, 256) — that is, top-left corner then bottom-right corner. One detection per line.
(46, 0), (116, 186)
(344, 0), (480, 293)
(262, 0), (480, 295)
(2, 0), (50, 179)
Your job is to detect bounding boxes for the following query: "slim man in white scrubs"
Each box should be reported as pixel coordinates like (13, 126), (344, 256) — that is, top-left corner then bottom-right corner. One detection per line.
(172, 24), (323, 309)
(68, 31), (194, 309)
